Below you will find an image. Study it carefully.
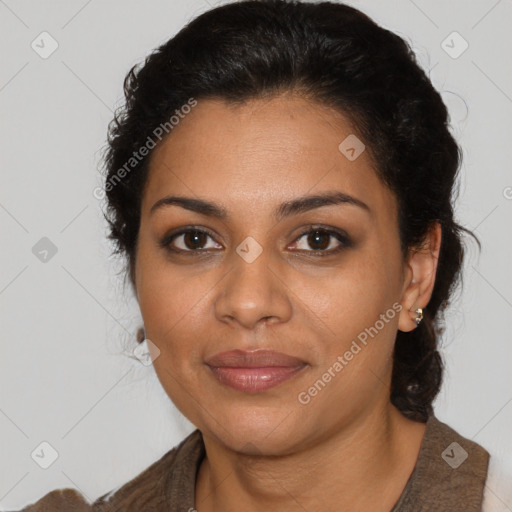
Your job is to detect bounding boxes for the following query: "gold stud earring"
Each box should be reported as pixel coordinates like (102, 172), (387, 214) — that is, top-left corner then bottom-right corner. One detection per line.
(414, 307), (423, 326)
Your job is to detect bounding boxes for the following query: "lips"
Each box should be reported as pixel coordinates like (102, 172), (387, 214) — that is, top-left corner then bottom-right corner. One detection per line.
(205, 349), (307, 393)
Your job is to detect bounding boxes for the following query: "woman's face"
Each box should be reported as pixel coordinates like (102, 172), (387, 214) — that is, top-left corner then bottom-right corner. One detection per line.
(135, 93), (412, 454)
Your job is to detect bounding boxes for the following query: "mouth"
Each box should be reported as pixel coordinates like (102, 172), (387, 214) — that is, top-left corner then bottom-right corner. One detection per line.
(205, 349), (307, 393)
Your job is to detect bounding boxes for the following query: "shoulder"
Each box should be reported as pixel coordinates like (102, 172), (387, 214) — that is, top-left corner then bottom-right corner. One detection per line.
(425, 415), (490, 472)
(10, 429), (204, 512)
(92, 428), (204, 510)
(393, 414), (490, 511)
(9, 489), (92, 511)
(422, 415), (490, 492)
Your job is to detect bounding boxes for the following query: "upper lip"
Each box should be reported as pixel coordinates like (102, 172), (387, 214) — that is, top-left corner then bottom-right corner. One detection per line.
(205, 349), (306, 368)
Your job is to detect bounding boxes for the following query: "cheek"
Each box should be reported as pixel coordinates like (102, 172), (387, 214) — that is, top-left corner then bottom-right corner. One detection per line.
(140, 275), (199, 329)
(297, 278), (400, 422)
(137, 261), (211, 418)
(135, 248), (211, 362)
(297, 248), (401, 390)
(296, 250), (399, 333)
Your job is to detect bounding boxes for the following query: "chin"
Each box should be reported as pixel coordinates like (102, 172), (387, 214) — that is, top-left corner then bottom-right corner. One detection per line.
(199, 403), (306, 454)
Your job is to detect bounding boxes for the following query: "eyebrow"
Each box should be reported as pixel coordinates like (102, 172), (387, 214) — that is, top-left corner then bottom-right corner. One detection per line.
(149, 191), (370, 220)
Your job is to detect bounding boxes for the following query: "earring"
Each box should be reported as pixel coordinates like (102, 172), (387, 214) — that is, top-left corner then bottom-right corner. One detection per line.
(414, 308), (423, 326)
(136, 326), (146, 343)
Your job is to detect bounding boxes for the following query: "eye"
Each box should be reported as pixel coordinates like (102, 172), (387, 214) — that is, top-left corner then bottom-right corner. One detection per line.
(289, 226), (351, 255)
(160, 225), (351, 256)
(161, 228), (222, 253)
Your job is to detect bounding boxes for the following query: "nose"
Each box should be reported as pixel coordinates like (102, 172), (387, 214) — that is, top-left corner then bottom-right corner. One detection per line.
(214, 246), (293, 330)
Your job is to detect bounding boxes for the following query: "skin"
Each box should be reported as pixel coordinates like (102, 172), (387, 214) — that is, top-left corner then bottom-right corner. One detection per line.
(134, 92), (442, 512)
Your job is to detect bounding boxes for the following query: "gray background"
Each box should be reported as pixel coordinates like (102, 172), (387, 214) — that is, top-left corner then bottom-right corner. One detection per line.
(1, 0), (511, 509)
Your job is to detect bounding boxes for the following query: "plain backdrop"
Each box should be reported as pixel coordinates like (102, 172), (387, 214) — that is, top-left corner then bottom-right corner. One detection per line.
(1, 0), (511, 509)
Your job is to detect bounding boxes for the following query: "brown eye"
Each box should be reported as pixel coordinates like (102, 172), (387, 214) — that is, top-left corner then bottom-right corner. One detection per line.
(291, 227), (351, 255)
(161, 228), (223, 253)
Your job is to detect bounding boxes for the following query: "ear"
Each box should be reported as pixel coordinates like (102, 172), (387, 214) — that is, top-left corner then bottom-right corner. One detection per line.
(398, 222), (442, 332)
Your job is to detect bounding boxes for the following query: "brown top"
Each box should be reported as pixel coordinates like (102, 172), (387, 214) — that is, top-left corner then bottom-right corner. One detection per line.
(13, 415), (489, 512)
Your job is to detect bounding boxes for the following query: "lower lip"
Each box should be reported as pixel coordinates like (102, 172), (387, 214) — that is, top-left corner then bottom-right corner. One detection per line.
(207, 365), (306, 393)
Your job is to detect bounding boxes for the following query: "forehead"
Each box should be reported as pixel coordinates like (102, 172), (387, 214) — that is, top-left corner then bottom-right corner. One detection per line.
(142, 94), (396, 221)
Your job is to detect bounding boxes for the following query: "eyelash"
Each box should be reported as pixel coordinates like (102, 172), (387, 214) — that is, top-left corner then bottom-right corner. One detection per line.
(159, 225), (352, 257)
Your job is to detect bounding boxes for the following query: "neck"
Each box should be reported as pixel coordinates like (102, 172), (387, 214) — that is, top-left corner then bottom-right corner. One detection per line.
(195, 405), (427, 512)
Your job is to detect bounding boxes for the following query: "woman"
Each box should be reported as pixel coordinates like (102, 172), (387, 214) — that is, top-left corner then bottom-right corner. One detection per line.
(15, 0), (493, 510)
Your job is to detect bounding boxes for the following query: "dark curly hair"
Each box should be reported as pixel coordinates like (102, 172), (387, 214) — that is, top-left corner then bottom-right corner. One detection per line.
(100, 0), (480, 422)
